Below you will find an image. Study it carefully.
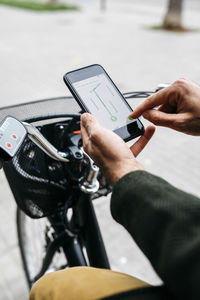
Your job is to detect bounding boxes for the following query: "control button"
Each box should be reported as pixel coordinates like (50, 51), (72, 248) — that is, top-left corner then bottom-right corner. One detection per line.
(6, 142), (12, 149)
(11, 134), (17, 140)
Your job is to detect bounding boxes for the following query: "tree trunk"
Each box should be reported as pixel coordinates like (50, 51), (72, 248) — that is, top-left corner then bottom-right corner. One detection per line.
(162, 0), (184, 30)
(48, 0), (57, 6)
(100, 0), (106, 11)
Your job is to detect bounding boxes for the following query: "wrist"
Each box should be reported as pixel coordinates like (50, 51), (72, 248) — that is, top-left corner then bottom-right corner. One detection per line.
(106, 160), (145, 185)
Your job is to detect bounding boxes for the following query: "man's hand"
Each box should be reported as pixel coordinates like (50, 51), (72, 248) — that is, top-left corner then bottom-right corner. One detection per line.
(129, 78), (200, 136)
(81, 113), (155, 185)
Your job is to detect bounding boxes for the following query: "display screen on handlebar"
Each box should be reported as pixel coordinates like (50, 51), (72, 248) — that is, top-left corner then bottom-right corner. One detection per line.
(0, 116), (27, 162)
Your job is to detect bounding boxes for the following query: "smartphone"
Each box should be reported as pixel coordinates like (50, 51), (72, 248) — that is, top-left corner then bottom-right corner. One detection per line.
(63, 64), (144, 142)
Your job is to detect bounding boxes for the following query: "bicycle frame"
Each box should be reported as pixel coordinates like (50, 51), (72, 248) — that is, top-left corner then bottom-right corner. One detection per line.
(30, 191), (110, 285)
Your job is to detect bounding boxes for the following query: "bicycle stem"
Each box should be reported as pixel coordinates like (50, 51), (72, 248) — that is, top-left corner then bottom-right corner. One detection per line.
(80, 148), (100, 194)
(80, 163), (100, 194)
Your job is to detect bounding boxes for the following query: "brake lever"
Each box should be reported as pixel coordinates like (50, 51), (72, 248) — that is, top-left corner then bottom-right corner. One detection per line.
(23, 122), (69, 163)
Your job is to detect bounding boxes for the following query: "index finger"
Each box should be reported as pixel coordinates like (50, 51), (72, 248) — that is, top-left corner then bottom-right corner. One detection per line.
(129, 87), (170, 119)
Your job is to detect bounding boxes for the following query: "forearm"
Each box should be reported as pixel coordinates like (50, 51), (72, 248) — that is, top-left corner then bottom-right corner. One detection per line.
(111, 171), (200, 300)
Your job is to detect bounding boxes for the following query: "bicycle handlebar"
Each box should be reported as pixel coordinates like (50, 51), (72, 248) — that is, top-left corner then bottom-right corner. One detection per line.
(0, 115), (101, 194)
(0, 86), (170, 184)
(24, 121), (100, 194)
(0, 116), (70, 163)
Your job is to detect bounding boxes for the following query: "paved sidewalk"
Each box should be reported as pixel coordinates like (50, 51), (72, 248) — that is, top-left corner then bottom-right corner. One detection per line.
(0, 1), (200, 299)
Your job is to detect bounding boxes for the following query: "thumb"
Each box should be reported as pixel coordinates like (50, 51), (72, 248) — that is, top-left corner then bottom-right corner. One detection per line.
(143, 109), (179, 128)
(130, 125), (155, 157)
(81, 113), (100, 136)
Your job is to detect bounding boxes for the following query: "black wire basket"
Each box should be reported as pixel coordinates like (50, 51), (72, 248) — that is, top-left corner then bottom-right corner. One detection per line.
(3, 127), (71, 218)
(0, 97), (80, 218)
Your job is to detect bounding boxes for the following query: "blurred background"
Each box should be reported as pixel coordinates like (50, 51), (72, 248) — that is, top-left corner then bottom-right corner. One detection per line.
(0, 0), (200, 299)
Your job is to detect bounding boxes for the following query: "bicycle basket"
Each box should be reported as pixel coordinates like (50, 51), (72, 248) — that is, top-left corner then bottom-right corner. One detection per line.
(1, 97), (80, 218)
(4, 138), (70, 218)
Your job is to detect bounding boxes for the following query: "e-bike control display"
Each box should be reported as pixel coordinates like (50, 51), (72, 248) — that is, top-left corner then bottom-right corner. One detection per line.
(0, 116), (27, 159)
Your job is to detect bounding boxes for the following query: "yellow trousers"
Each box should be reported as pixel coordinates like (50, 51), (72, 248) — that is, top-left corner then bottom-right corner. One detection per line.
(30, 267), (149, 300)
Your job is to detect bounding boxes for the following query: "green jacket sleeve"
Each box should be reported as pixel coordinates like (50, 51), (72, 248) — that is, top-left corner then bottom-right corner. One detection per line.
(111, 171), (200, 300)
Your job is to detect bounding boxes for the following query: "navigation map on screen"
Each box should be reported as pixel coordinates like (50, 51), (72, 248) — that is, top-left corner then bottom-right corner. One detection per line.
(73, 73), (135, 131)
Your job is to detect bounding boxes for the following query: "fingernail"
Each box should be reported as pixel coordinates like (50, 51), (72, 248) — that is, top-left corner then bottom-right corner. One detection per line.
(81, 113), (88, 123)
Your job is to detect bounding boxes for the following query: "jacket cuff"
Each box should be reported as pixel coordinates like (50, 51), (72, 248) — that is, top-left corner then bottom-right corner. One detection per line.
(110, 170), (153, 224)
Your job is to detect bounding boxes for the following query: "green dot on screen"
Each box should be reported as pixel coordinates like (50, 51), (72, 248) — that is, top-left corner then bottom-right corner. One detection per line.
(111, 115), (117, 122)
(128, 116), (133, 120)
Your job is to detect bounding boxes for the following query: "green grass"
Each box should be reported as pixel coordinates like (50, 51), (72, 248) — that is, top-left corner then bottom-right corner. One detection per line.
(0, 0), (78, 11)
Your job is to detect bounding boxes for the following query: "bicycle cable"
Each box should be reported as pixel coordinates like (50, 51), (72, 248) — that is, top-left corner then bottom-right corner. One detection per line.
(23, 113), (81, 123)
(123, 91), (154, 99)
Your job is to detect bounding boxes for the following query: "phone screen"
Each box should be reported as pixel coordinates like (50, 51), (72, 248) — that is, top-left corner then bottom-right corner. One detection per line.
(72, 73), (134, 132)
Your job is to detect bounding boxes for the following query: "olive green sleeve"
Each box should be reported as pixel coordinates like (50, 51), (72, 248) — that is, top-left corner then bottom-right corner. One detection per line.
(111, 170), (200, 300)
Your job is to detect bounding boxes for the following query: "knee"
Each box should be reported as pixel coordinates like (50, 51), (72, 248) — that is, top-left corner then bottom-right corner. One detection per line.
(29, 267), (92, 300)
(29, 271), (58, 300)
